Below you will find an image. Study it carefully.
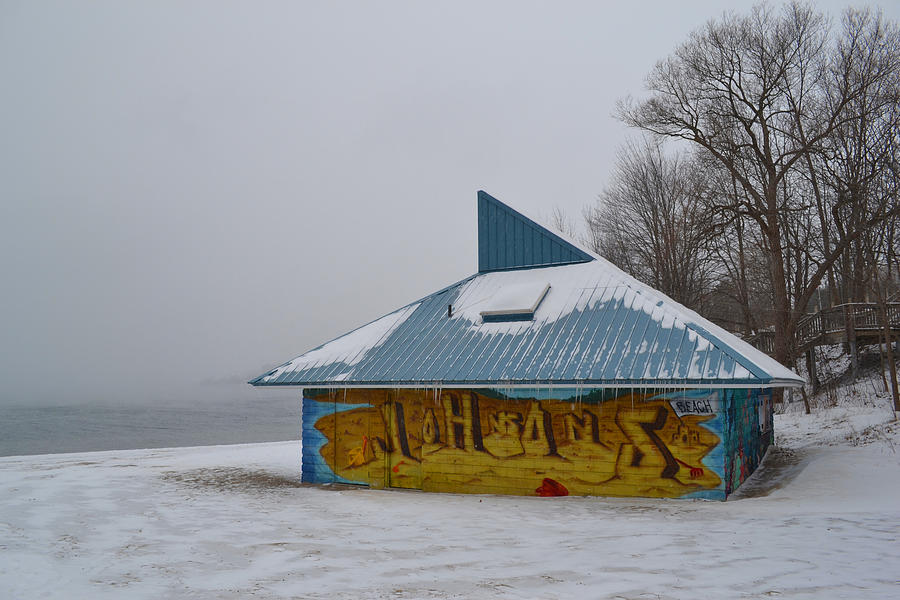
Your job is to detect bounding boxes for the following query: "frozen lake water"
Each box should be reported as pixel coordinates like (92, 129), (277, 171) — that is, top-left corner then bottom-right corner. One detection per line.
(0, 389), (301, 457)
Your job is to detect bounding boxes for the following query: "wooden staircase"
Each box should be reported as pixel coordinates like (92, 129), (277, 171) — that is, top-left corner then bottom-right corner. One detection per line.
(747, 301), (900, 357)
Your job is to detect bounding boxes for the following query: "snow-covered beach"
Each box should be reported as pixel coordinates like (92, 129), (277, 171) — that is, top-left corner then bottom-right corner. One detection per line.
(2, 405), (898, 600)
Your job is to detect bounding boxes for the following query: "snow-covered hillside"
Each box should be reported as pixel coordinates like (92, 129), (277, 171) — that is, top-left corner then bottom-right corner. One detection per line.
(1, 400), (898, 599)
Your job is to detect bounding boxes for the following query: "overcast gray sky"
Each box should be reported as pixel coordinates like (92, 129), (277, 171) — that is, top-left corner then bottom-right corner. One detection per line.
(2, 1), (896, 406)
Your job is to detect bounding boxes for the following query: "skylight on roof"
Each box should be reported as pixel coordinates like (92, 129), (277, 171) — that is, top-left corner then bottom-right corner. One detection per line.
(480, 282), (550, 322)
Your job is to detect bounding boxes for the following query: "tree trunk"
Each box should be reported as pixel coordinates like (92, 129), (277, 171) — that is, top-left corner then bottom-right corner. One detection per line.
(806, 348), (819, 395)
(766, 200), (794, 370)
(877, 299), (900, 413)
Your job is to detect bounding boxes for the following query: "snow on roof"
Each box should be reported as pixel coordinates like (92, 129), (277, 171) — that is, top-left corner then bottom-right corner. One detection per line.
(251, 192), (802, 389)
(251, 256), (803, 388)
(257, 302), (420, 383)
(479, 281), (550, 320)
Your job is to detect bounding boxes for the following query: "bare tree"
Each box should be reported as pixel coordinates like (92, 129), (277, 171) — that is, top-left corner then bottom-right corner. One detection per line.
(824, 9), (900, 296)
(812, 8), (900, 375)
(587, 137), (718, 311)
(619, 2), (900, 368)
(706, 201), (773, 336)
(549, 206), (579, 241)
(861, 212), (900, 412)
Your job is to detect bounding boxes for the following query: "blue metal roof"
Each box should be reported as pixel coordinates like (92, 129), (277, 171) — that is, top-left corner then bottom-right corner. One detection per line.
(478, 191), (593, 272)
(250, 193), (803, 389)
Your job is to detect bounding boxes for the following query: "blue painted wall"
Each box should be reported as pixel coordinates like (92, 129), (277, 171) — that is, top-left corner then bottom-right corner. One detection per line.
(722, 388), (774, 495)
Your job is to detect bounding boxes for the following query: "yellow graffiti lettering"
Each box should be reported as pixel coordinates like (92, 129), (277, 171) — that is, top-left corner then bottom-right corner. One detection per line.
(521, 400), (558, 457)
(422, 408), (441, 445)
(616, 405), (678, 478)
(381, 401), (414, 459)
(563, 409), (600, 443)
(483, 410), (524, 458)
(313, 389), (722, 498)
(441, 392), (484, 451)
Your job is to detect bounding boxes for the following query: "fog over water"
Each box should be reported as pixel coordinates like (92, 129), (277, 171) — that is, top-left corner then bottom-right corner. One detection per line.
(2, 1), (895, 413)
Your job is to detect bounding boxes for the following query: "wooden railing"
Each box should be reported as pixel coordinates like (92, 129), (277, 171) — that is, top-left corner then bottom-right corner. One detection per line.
(747, 331), (776, 356)
(747, 302), (900, 357)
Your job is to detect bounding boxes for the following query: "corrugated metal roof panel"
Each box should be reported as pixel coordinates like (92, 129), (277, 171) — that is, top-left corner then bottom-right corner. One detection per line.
(477, 191), (592, 272)
(250, 192), (802, 389)
(250, 258), (804, 388)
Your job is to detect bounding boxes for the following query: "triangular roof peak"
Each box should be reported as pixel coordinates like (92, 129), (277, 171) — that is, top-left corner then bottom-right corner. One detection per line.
(477, 190), (594, 273)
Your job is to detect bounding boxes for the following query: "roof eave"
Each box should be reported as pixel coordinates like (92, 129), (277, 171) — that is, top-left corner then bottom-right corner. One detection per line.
(250, 377), (805, 390)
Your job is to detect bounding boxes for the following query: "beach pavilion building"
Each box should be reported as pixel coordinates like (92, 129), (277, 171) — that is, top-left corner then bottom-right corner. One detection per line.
(250, 192), (803, 499)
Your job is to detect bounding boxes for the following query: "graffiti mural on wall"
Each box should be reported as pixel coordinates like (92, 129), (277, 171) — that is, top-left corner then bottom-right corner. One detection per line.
(303, 388), (730, 498)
